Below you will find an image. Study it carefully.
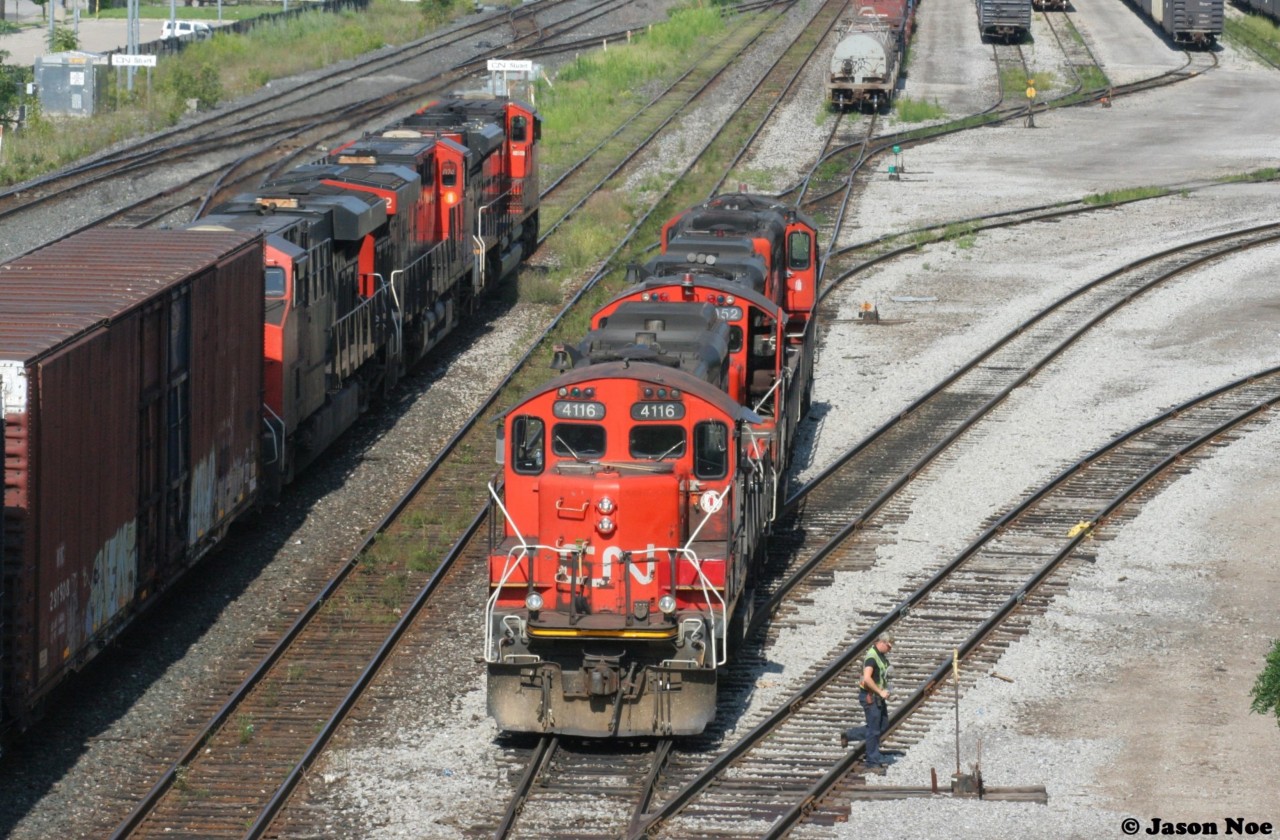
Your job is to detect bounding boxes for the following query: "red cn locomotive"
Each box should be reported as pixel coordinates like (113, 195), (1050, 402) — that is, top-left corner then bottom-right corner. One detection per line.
(485, 195), (818, 737)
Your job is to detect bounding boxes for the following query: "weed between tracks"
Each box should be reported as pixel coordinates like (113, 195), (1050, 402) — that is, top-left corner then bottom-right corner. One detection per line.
(894, 96), (946, 122)
(1082, 185), (1171, 205)
(1219, 167), (1280, 184)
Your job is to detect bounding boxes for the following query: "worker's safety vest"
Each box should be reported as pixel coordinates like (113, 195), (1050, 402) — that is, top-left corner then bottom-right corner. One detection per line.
(864, 646), (890, 692)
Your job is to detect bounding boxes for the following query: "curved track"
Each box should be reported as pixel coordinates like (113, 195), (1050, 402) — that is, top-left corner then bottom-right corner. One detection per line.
(635, 365), (1280, 838)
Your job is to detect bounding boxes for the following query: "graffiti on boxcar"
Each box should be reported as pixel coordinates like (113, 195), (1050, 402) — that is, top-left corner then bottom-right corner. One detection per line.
(82, 521), (138, 640)
(187, 447), (254, 545)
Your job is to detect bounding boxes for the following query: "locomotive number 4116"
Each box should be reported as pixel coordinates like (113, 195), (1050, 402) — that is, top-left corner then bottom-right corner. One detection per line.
(631, 402), (685, 420)
(553, 400), (606, 420)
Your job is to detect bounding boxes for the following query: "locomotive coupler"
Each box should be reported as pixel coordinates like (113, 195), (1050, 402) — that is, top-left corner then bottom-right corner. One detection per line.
(584, 653), (623, 697)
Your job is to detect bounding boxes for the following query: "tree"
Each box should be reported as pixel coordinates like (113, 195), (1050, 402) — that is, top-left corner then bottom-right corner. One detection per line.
(1251, 638), (1280, 728)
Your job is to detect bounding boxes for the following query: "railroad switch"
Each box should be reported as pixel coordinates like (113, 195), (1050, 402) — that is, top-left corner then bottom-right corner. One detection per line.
(946, 763), (985, 798)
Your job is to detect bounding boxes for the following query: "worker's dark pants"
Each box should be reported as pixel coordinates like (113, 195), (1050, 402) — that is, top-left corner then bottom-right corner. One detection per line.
(862, 694), (887, 763)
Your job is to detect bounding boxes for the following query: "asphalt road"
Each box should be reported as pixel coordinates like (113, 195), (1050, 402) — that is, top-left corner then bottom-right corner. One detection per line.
(0, 0), (230, 66)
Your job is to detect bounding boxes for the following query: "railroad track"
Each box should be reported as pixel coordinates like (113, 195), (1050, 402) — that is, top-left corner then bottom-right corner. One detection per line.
(1040, 10), (1097, 100)
(0, 0), (634, 247)
(785, 23), (1220, 226)
(460, 49), (1269, 840)
(0, 2), (561, 214)
(633, 366), (1280, 837)
(759, 222), (1280, 634)
(538, 220), (1280, 834)
(491, 737), (672, 839)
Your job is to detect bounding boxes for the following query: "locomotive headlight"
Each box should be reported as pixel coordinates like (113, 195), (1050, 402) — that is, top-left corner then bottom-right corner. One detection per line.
(596, 516), (616, 535)
(597, 496), (616, 515)
(525, 592), (544, 613)
(658, 594), (677, 616)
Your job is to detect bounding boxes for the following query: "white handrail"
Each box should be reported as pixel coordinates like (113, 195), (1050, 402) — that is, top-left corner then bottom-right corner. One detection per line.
(483, 482), (730, 666)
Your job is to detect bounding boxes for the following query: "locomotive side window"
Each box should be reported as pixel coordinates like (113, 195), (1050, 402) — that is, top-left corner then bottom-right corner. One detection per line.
(512, 416), (545, 475)
(264, 266), (286, 298)
(511, 115), (528, 143)
(694, 421), (729, 479)
(552, 423), (605, 460)
(788, 231), (812, 271)
(629, 425), (686, 461)
(728, 325), (743, 353)
(442, 162), (457, 188)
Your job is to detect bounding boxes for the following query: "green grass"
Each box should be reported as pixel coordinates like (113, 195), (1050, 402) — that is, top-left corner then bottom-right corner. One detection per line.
(727, 166), (784, 192)
(1075, 65), (1110, 91)
(1218, 167), (1280, 184)
(518, 269), (563, 305)
(1081, 186), (1170, 206)
(1226, 15), (1280, 66)
(533, 4), (728, 174)
(893, 96), (945, 123)
(813, 156), (846, 183)
(993, 65), (1034, 101)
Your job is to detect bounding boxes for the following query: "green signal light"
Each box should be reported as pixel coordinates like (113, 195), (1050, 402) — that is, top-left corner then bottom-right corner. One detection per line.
(892, 145), (901, 154)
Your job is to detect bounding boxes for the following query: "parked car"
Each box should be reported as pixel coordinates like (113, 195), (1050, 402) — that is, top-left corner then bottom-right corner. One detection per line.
(161, 20), (214, 40)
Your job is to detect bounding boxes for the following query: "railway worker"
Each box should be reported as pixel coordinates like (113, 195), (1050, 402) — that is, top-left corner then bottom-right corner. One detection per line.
(845, 633), (894, 771)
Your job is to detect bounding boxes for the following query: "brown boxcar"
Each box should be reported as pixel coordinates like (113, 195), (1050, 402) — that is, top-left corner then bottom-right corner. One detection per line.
(1, 229), (264, 728)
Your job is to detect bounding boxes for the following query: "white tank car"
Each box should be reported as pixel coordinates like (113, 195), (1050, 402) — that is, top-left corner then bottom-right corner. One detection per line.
(827, 24), (898, 110)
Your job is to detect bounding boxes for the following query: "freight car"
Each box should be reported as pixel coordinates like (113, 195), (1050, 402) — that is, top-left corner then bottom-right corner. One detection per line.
(977, 0), (1032, 41)
(484, 195), (818, 737)
(827, 0), (916, 111)
(1, 230), (264, 731)
(1, 94), (540, 736)
(1126, 0), (1222, 44)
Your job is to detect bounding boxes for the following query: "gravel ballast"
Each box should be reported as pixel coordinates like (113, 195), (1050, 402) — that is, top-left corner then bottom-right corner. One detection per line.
(2, 0), (1279, 835)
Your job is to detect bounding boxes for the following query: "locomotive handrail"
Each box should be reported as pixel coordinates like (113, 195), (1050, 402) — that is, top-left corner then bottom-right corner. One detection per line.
(485, 544), (532, 663)
(486, 481), (730, 666)
(372, 272), (403, 365)
(675, 548), (727, 667)
(680, 488), (731, 666)
(261, 403), (285, 468)
(330, 280), (392, 379)
(750, 368), (786, 415)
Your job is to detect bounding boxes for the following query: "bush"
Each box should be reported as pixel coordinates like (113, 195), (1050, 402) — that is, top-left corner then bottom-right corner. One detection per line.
(51, 26), (79, 52)
(163, 62), (223, 112)
(1251, 638), (1280, 728)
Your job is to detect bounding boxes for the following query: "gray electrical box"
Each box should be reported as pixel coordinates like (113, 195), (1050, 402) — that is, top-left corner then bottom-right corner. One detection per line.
(35, 51), (108, 117)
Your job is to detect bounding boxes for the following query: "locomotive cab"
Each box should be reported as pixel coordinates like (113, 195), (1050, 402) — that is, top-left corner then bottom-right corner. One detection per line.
(486, 363), (771, 737)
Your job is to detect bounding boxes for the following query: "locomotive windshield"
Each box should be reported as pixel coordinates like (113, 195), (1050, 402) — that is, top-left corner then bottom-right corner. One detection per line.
(788, 230), (812, 270)
(694, 421), (729, 479)
(552, 423), (605, 459)
(511, 416), (544, 474)
(629, 425), (686, 461)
